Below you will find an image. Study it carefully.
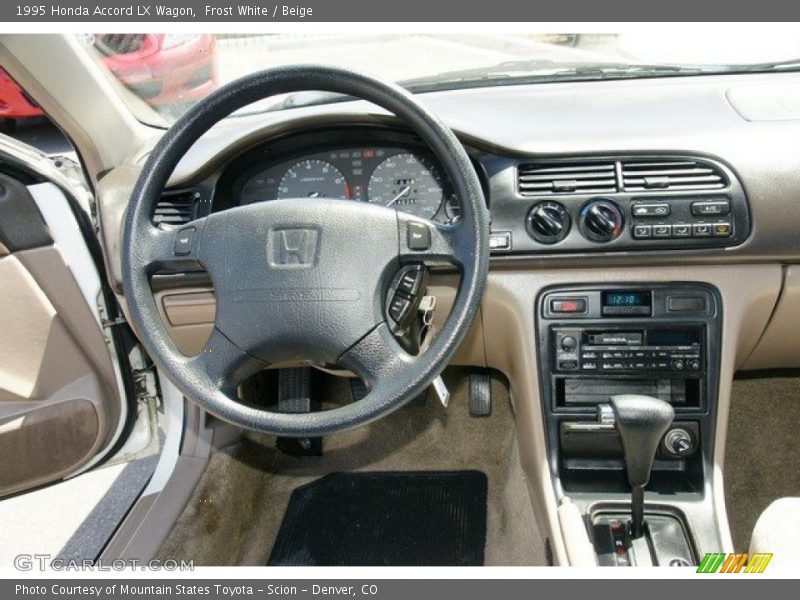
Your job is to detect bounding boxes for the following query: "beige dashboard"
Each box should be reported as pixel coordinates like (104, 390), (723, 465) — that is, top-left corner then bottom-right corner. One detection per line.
(95, 71), (800, 374)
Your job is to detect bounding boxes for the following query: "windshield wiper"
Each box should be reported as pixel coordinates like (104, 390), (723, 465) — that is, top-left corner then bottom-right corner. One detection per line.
(552, 63), (708, 78)
(734, 58), (800, 72)
(399, 60), (715, 91)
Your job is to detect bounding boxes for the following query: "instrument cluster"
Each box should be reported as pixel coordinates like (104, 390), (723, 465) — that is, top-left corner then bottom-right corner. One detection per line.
(230, 145), (460, 223)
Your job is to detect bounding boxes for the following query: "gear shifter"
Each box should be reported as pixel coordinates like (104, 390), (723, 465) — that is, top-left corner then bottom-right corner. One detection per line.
(609, 394), (674, 538)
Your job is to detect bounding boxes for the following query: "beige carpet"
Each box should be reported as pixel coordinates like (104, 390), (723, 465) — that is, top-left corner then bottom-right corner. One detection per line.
(157, 368), (547, 565)
(724, 374), (800, 551)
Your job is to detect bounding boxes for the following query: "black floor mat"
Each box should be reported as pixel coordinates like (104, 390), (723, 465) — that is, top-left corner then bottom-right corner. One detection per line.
(268, 471), (487, 566)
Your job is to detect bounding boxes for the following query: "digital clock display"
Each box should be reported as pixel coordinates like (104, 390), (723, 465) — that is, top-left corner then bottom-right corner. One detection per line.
(602, 291), (651, 307)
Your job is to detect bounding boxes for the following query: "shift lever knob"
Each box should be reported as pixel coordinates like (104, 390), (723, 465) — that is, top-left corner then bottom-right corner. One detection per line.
(610, 394), (674, 538)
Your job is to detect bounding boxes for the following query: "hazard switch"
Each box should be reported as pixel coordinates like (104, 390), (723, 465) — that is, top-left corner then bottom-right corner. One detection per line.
(551, 298), (587, 314)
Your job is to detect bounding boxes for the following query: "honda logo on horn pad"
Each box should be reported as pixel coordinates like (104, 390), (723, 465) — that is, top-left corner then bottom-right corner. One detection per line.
(269, 228), (320, 268)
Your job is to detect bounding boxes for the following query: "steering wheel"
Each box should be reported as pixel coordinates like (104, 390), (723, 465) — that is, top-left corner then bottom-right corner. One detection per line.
(121, 65), (489, 436)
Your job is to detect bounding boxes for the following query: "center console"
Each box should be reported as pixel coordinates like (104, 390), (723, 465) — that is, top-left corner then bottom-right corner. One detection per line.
(536, 283), (724, 566)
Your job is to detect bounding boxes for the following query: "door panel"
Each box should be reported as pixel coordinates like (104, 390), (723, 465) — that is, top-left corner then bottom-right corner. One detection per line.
(0, 171), (123, 497)
(0, 254), (58, 399)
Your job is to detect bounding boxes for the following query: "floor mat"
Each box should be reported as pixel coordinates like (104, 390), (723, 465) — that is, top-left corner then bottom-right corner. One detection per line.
(268, 470), (487, 566)
(724, 375), (800, 551)
(157, 368), (546, 566)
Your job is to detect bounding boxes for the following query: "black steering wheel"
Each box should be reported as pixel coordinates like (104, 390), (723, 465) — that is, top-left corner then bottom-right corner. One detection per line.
(121, 65), (489, 436)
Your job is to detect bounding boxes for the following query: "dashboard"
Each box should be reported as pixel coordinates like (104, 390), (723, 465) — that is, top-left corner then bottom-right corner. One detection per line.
(99, 71), (800, 299)
(95, 71), (800, 377)
(209, 129), (460, 224)
(168, 124), (753, 260)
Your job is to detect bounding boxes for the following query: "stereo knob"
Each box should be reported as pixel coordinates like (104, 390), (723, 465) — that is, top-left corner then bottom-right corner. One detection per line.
(664, 428), (694, 457)
(526, 201), (570, 244)
(560, 336), (578, 351)
(579, 199), (624, 243)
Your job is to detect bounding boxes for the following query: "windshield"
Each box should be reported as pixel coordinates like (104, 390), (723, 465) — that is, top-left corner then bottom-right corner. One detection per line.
(78, 32), (800, 125)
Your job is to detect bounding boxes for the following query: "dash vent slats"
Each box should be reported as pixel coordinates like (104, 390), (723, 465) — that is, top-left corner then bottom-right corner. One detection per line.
(153, 190), (197, 226)
(621, 159), (726, 191)
(518, 161), (618, 196)
(518, 157), (727, 196)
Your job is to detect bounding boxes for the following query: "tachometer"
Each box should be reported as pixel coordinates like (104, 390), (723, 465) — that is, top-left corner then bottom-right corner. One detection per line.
(278, 159), (350, 199)
(367, 153), (444, 219)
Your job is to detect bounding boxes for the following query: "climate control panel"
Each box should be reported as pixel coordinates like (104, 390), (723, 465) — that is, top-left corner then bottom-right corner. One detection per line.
(511, 194), (747, 252)
(486, 154), (750, 255)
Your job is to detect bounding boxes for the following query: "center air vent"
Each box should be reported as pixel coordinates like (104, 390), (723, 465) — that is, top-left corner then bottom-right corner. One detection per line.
(518, 161), (618, 196)
(153, 190), (197, 226)
(621, 159), (726, 191)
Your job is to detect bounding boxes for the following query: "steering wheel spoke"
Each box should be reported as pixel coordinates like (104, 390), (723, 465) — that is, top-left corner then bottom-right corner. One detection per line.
(398, 214), (473, 270)
(185, 326), (266, 394)
(339, 324), (413, 388)
(141, 219), (207, 274)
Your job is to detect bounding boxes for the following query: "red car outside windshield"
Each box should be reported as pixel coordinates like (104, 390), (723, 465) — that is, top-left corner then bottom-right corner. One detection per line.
(0, 34), (216, 121)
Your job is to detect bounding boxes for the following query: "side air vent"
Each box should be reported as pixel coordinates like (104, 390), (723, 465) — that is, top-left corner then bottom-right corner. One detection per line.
(518, 161), (618, 196)
(621, 159), (726, 191)
(153, 190), (197, 226)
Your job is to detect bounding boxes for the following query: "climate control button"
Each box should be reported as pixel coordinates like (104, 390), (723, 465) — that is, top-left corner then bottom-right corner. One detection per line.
(653, 224), (672, 238)
(672, 224), (691, 238)
(691, 200), (730, 216)
(632, 203), (670, 217)
(692, 223), (712, 237)
(712, 222), (732, 237)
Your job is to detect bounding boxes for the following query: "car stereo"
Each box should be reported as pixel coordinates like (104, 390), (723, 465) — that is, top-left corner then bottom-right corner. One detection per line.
(553, 326), (703, 375)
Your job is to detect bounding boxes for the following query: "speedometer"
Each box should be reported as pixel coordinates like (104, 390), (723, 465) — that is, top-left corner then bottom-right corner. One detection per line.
(278, 159), (350, 199)
(367, 153), (444, 219)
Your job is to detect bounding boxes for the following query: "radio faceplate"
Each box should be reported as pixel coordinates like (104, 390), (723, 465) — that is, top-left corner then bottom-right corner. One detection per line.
(539, 285), (717, 414)
(553, 326), (703, 375)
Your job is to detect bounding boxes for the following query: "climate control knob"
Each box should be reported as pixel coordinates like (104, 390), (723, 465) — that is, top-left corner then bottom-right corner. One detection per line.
(526, 201), (570, 244)
(579, 199), (624, 243)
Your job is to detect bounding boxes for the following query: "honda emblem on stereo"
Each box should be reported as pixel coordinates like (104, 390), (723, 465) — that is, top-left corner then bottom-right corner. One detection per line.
(269, 228), (320, 267)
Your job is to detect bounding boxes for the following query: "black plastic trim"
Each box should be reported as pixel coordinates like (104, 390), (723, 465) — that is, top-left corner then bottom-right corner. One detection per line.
(0, 171), (53, 251)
